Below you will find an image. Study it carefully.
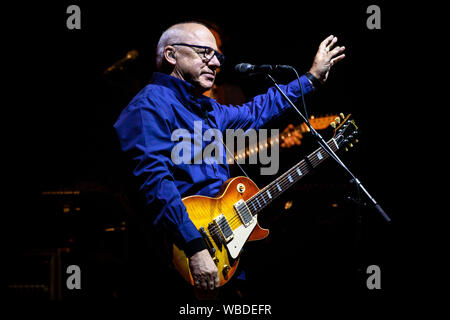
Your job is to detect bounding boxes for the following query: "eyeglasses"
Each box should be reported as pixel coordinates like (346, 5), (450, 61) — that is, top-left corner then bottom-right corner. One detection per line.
(170, 43), (225, 66)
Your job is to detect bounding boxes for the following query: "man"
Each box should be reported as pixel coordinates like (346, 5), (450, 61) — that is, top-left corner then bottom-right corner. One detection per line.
(114, 21), (345, 294)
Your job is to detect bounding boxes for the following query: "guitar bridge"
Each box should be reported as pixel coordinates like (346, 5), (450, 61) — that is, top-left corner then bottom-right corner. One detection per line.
(199, 227), (216, 258)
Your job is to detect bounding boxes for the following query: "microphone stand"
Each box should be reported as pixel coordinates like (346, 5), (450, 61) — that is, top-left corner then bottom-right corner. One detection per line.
(265, 73), (391, 223)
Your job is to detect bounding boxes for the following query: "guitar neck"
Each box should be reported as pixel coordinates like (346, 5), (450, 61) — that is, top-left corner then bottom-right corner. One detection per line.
(245, 138), (339, 215)
(229, 115), (337, 163)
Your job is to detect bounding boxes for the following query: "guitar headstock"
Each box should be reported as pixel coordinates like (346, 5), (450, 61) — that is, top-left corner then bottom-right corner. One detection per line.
(330, 113), (359, 151)
(308, 114), (339, 130)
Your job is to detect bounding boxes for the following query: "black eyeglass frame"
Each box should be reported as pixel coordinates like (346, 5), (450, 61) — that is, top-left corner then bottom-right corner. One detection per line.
(170, 43), (225, 65)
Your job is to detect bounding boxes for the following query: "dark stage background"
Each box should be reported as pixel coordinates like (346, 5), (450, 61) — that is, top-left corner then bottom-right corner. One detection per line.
(5, 0), (422, 315)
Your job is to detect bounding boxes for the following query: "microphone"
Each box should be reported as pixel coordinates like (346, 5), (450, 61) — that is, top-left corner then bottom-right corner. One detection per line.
(234, 63), (291, 73)
(104, 50), (139, 74)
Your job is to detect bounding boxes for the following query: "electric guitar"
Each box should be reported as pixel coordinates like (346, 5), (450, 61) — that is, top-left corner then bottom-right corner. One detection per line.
(172, 113), (359, 287)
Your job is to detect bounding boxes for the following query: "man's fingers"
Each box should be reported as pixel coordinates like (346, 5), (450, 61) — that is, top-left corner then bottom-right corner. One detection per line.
(209, 272), (219, 289)
(327, 37), (338, 50)
(321, 34), (334, 46)
(322, 35), (337, 51)
(194, 276), (203, 289)
(214, 273), (220, 288)
(209, 271), (219, 290)
(194, 274), (209, 290)
(320, 35), (334, 51)
(331, 54), (346, 66)
(330, 45), (345, 57)
(195, 274), (218, 291)
(200, 279), (208, 291)
(193, 275), (200, 288)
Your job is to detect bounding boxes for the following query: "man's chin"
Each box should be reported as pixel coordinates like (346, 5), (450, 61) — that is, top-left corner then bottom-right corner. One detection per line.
(200, 80), (215, 91)
(192, 76), (215, 95)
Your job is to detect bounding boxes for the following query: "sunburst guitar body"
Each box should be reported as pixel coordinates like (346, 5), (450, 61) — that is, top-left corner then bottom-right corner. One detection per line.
(172, 176), (268, 287)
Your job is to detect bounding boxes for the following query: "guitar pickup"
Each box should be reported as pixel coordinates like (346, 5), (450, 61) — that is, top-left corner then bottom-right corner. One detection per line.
(234, 199), (253, 227)
(213, 214), (234, 243)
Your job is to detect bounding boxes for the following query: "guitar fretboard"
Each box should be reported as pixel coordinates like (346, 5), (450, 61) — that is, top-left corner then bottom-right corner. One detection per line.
(245, 138), (339, 215)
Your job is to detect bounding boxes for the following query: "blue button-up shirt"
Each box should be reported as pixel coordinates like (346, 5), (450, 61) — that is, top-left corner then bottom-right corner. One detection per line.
(114, 72), (313, 255)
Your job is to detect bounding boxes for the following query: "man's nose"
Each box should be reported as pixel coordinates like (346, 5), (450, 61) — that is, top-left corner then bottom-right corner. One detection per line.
(208, 54), (221, 69)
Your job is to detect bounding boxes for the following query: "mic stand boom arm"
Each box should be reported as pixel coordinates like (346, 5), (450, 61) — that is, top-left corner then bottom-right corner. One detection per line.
(265, 73), (391, 222)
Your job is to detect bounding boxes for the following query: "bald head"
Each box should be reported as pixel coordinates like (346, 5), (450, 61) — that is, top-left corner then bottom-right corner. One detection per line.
(156, 22), (217, 71)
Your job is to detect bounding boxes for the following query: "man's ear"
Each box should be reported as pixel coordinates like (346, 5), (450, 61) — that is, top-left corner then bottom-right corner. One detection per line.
(164, 46), (176, 66)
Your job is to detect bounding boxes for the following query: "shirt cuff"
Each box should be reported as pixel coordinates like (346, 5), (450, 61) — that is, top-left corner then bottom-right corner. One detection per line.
(298, 74), (315, 94)
(184, 238), (208, 258)
(177, 219), (207, 257)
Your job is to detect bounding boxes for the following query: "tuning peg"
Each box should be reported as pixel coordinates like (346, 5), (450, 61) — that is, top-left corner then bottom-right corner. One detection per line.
(349, 143), (353, 148)
(354, 139), (359, 144)
(334, 117), (341, 124)
(340, 113), (345, 120)
(344, 147), (349, 152)
(330, 122), (336, 129)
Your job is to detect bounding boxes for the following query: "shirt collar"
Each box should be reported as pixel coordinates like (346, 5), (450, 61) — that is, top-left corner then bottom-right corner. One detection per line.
(151, 72), (214, 110)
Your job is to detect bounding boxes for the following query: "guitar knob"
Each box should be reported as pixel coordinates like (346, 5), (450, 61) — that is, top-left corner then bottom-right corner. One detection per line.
(340, 113), (345, 120)
(349, 143), (353, 148)
(334, 117), (341, 124)
(354, 139), (359, 144)
(330, 122), (336, 129)
(237, 183), (246, 194)
(222, 265), (231, 279)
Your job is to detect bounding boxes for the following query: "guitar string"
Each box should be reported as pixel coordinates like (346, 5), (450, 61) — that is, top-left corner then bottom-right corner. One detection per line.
(230, 156), (320, 226)
(209, 122), (353, 241)
(238, 142), (335, 219)
(205, 140), (336, 239)
(204, 155), (323, 241)
(239, 139), (338, 226)
(216, 143), (332, 234)
(198, 119), (347, 242)
(204, 147), (330, 240)
(205, 157), (322, 241)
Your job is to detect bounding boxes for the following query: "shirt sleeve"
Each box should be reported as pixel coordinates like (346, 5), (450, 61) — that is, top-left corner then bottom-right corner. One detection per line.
(214, 75), (314, 132)
(113, 96), (206, 257)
